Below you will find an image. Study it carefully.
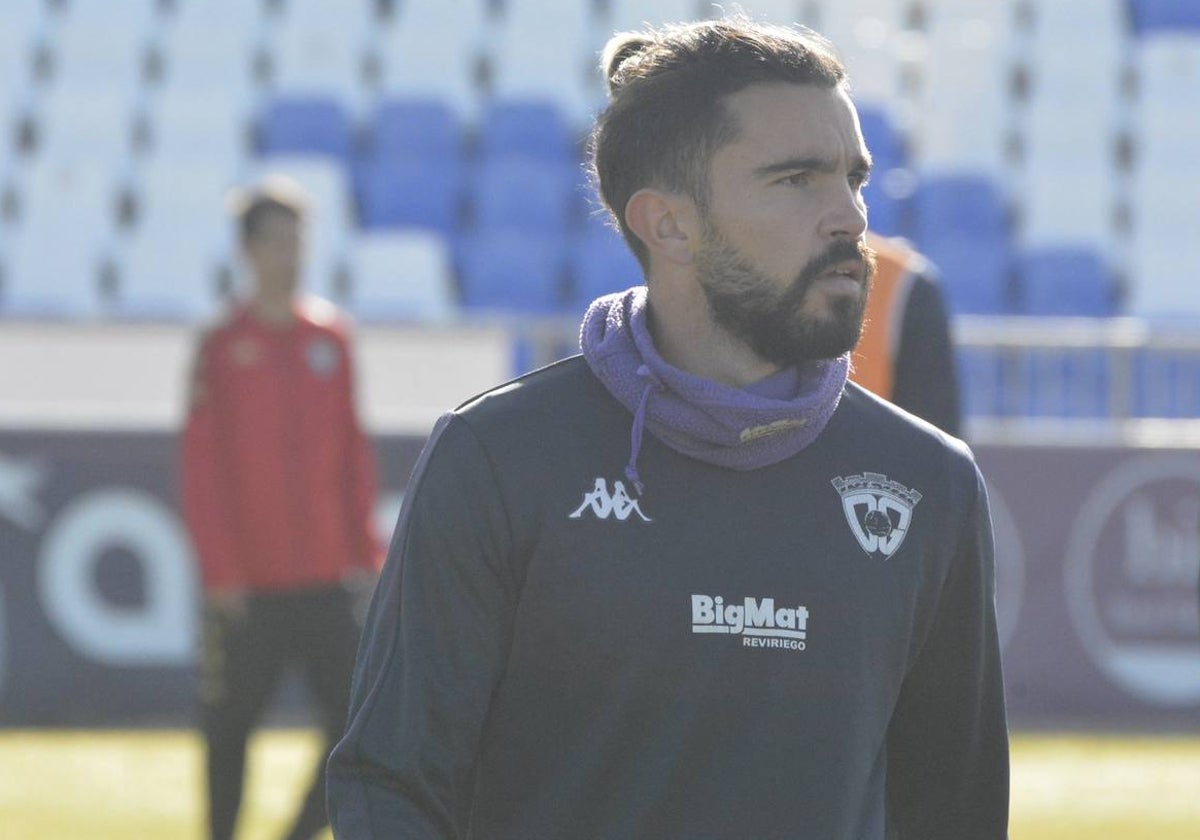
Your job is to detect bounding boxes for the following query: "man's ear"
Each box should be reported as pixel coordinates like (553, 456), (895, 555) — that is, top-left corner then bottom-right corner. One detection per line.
(624, 188), (699, 266)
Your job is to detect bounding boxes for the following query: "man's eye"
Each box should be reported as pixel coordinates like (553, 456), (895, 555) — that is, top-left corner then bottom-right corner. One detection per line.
(781, 172), (811, 187)
(850, 171), (871, 189)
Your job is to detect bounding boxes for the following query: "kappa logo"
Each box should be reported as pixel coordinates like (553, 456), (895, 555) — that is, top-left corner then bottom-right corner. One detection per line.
(569, 477), (651, 522)
(831, 472), (922, 558)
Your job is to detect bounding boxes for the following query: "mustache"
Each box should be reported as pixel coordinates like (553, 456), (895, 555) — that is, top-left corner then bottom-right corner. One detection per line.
(797, 239), (876, 285)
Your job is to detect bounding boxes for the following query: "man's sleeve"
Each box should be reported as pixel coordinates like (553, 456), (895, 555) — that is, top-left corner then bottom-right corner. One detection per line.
(327, 412), (519, 839)
(339, 333), (383, 571)
(179, 333), (244, 591)
(892, 275), (963, 438)
(885, 464), (1010, 839)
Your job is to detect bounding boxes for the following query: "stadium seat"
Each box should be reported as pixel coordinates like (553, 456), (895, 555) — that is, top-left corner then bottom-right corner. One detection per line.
(134, 157), (237, 257)
(51, 1), (157, 99)
(567, 219), (643, 311)
(354, 155), (463, 234)
(913, 175), (1008, 242)
(0, 1), (44, 128)
(472, 157), (581, 237)
(33, 85), (138, 165)
(259, 97), (354, 162)
(457, 228), (568, 314)
(375, 0), (488, 120)
(146, 90), (250, 175)
(479, 100), (578, 165)
(1017, 248), (1115, 317)
(1127, 182), (1200, 317)
(1134, 37), (1200, 164)
(911, 175), (1014, 313)
(491, 0), (600, 123)
(345, 229), (456, 322)
(921, 236), (1013, 315)
(111, 221), (223, 321)
(369, 99), (463, 161)
(268, 0), (375, 106)
(2, 160), (117, 318)
(1019, 96), (1117, 250)
(158, 4), (263, 110)
(1130, 0), (1200, 33)
(913, 1), (1015, 176)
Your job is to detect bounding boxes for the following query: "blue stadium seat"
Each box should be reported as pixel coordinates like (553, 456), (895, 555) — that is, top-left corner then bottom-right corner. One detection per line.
(1018, 247), (1115, 316)
(354, 155), (463, 234)
(1130, 0), (1200, 33)
(457, 229), (567, 313)
(479, 99), (577, 164)
(369, 98), (462, 161)
(913, 175), (1008, 241)
(913, 176), (1012, 314)
(568, 219), (643, 311)
(472, 157), (581, 237)
(922, 237), (1013, 315)
(259, 97), (353, 161)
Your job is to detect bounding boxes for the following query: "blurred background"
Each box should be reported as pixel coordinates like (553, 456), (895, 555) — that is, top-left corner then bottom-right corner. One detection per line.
(0, 0), (1198, 837)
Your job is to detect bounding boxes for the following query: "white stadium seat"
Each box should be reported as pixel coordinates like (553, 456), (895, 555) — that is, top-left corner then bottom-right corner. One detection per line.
(112, 220), (224, 321)
(3, 159), (117, 318)
(346, 230), (457, 323)
(376, 0), (490, 121)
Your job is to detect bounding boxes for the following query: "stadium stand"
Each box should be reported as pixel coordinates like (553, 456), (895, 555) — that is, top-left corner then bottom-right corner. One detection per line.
(2, 0), (1199, 422)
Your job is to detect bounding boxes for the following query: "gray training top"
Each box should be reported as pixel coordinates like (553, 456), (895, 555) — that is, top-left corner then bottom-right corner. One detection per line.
(328, 355), (1009, 839)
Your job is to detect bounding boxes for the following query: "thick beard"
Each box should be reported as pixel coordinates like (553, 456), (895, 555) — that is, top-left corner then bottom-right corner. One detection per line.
(696, 233), (876, 366)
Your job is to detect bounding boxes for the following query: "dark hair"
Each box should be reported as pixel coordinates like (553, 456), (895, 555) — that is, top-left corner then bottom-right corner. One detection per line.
(229, 176), (309, 244)
(588, 16), (847, 268)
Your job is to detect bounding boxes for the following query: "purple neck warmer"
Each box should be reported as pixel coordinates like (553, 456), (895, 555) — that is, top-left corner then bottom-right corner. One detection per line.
(580, 286), (849, 493)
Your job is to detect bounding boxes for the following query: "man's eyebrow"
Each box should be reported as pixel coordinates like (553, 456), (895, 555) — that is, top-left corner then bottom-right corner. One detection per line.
(753, 153), (874, 178)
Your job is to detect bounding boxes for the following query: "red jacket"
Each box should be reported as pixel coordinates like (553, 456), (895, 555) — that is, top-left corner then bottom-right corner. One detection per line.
(181, 297), (382, 593)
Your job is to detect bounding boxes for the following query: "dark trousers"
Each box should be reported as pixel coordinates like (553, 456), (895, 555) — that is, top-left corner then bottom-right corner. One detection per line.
(200, 584), (361, 840)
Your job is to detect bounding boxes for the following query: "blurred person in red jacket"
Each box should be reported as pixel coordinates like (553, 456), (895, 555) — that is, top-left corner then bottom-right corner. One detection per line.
(180, 176), (382, 840)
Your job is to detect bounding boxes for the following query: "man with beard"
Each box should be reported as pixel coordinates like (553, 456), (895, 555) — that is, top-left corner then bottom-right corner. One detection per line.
(328, 16), (1009, 840)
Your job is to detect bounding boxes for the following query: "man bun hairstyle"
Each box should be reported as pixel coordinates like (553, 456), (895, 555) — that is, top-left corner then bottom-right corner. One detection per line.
(588, 15), (847, 269)
(601, 33), (656, 96)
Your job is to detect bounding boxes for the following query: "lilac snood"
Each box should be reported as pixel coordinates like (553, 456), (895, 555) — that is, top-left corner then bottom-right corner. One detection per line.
(579, 286), (849, 493)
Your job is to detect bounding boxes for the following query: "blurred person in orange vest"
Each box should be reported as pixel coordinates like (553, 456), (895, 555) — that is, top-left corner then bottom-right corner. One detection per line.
(180, 176), (382, 840)
(851, 232), (962, 436)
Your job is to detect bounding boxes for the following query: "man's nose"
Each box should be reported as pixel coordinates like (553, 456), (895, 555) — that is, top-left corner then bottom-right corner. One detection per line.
(822, 182), (869, 240)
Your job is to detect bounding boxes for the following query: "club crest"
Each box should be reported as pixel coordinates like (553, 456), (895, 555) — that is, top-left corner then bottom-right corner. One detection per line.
(831, 472), (922, 558)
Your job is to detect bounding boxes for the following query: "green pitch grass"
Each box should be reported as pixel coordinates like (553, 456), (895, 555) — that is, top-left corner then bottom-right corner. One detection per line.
(0, 729), (1197, 838)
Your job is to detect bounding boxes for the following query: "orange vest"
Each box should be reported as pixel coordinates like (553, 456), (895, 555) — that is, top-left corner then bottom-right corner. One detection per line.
(850, 234), (922, 400)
